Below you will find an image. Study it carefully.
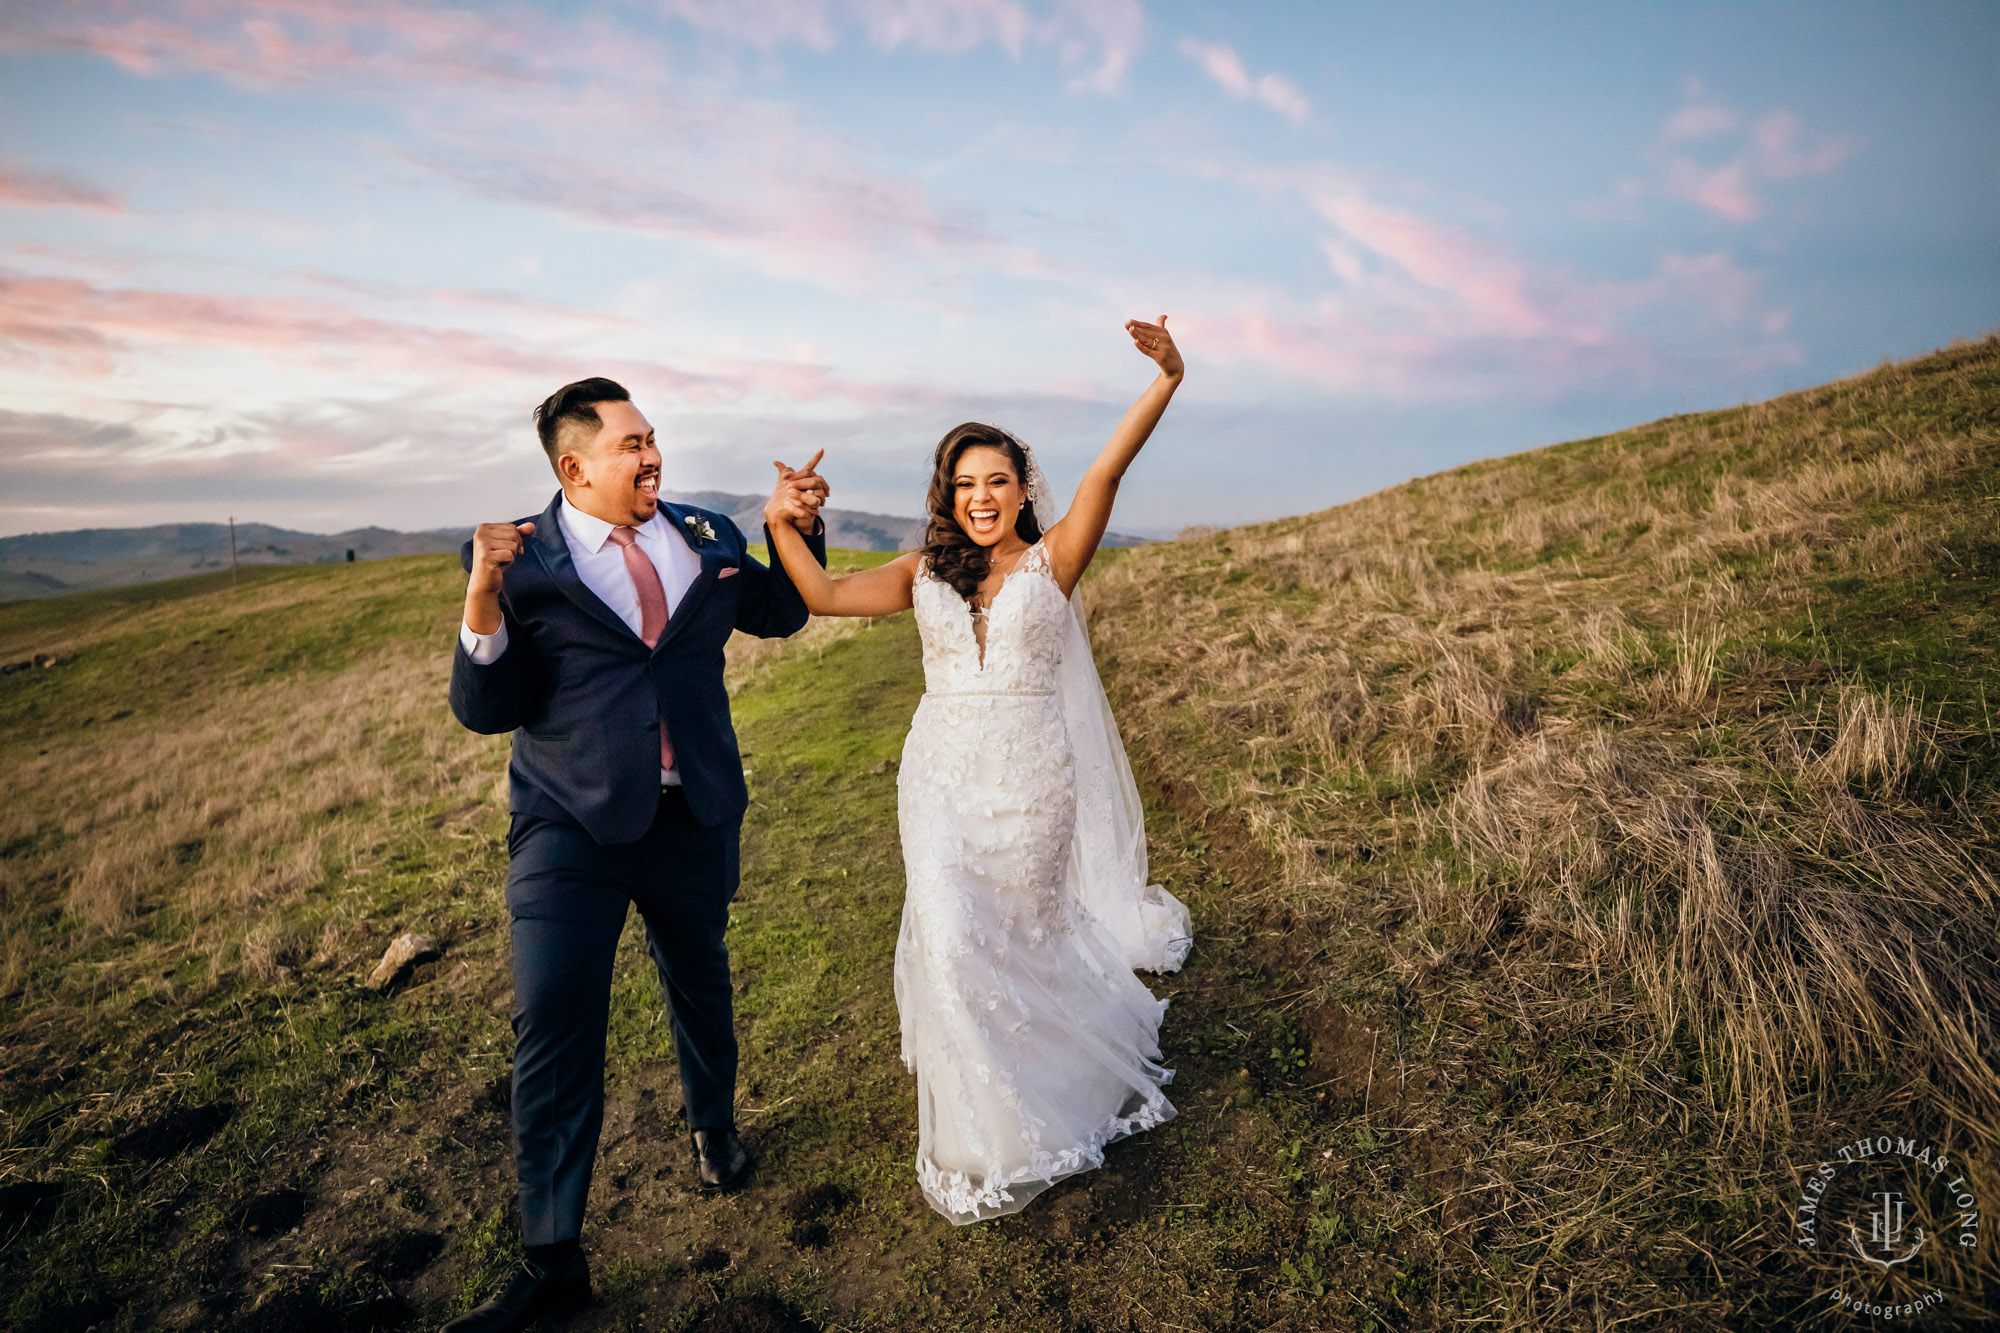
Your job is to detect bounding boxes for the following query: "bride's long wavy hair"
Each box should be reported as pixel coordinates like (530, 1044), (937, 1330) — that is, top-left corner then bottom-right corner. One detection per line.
(921, 422), (1043, 602)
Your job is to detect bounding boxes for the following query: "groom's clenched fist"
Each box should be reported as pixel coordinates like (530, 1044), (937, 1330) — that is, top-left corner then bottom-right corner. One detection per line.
(465, 521), (535, 635)
(471, 521), (536, 588)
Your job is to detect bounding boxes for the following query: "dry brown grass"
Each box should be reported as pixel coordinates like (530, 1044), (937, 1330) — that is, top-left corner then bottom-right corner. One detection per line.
(1087, 335), (2000, 1324)
(0, 649), (496, 992)
(0, 555), (882, 1010)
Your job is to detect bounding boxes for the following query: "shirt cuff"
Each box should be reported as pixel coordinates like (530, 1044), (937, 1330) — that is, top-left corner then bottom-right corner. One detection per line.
(459, 618), (508, 665)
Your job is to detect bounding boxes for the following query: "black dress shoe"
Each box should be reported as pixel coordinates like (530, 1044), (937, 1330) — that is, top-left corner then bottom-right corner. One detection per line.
(692, 1127), (752, 1191)
(440, 1251), (590, 1332)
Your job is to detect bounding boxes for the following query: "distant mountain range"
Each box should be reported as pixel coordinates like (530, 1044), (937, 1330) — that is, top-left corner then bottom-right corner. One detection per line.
(0, 523), (466, 601)
(0, 493), (1147, 600)
(671, 490), (930, 555)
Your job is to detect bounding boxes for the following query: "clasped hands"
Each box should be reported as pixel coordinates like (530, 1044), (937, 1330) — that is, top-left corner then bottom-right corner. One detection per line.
(766, 447), (829, 535)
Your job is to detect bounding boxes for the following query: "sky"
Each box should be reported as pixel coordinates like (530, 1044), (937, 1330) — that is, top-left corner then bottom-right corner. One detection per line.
(0, 0), (1994, 539)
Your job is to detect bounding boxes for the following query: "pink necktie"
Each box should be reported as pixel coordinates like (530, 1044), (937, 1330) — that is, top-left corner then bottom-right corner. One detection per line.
(605, 526), (674, 773)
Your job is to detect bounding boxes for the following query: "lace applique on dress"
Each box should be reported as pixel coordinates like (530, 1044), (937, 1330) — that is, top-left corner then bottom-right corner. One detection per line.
(894, 539), (1179, 1224)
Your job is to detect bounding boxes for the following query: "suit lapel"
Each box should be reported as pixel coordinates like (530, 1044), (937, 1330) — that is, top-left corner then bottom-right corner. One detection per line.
(659, 553), (722, 651)
(654, 500), (718, 652)
(526, 492), (645, 646)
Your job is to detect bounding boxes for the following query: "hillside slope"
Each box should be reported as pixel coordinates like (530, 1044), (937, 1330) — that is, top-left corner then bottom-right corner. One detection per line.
(0, 523), (470, 599)
(1084, 334), (2000, 1325)
(0, 550), (1389, 1333)
(2, 339), (1995, 1331)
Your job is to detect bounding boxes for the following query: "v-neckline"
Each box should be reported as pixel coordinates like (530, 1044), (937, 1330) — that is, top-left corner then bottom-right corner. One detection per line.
(960, 541), (1040, 673)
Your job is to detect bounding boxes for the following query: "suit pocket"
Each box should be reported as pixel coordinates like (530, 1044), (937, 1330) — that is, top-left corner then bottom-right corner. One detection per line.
(717, 566), (739, 579)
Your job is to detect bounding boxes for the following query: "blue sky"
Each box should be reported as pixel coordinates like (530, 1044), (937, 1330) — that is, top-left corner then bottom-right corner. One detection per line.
(0, 0), (1993, 537)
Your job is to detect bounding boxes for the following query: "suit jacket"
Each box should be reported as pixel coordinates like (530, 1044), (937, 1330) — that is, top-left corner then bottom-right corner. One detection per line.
(449, 492), (826, 841)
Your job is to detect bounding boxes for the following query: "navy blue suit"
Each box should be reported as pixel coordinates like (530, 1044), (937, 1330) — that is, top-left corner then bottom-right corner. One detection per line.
(448, 490), (825, 1246)
(451, 492), (820, 838)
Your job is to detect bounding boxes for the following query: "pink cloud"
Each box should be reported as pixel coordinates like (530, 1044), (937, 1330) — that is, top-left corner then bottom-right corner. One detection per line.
(0, 263), (1008, 429)
(11, 0), (1143, 100)
(1047, 0), (1144, 92)
(1, 0), (652, 94)
(0, 268), (561, 383)
(1177, 38), (1310, 125)
(1311, 193), (1574, 340)
(9, 1), (1073, 304)
(1752, 109), (1852, 179)
(1663, 101), (1737, 143)
(1633, 88), (1851, 223)
(404, 123), (1033, 304)
(1192, 247), (1788, 400)
(660, 0), (1145, 91)
(289, 270), (650, 335)
(1633, 250), (1762, 323)
(849, 0), (1037, 55)
(652, 0), (838, 50)
(0, 166), (123, 213)
(1662, 159), (1758, 222)
(0, 259), (1103, 524)
(0, 2), (1818, 427)
(1170, 160), (1795, 399)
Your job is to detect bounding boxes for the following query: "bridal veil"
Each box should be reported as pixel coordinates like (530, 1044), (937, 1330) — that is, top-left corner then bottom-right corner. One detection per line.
(1022, 444), (1194, 974)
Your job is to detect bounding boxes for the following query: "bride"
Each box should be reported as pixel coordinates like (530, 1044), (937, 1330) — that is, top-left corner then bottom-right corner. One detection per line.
(764, 316), (1193, 1224)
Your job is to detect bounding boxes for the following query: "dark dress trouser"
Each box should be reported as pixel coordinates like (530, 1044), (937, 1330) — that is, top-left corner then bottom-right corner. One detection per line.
(504, 787), (740, 1247)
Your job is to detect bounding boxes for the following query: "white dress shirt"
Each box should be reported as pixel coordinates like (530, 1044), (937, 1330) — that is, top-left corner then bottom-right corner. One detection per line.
(459, 495), (703, 783)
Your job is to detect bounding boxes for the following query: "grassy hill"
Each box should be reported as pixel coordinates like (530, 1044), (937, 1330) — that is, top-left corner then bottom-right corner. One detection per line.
(0, 550), (1280, 1333)
(1, 337), (1995, 1331)
(0, 523), (468, 599)
(1081, 333), (2000, 1327)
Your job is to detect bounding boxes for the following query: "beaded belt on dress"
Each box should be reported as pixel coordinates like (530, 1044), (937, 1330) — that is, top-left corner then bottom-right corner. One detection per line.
(925, 687), (1055, 699)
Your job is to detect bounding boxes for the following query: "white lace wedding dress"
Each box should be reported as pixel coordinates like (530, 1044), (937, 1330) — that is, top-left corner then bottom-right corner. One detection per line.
(894, 539), (1193, 1224)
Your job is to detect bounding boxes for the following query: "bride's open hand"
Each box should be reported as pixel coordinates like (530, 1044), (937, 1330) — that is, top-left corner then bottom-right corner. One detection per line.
(1124, 314), (1183, 381)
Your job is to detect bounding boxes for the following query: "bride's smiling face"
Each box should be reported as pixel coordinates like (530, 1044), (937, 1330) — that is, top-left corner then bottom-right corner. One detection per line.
(952, 445), (1023, 548)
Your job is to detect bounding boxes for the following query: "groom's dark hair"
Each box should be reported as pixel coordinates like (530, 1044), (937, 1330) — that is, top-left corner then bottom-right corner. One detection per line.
(533, 377), (630, 465)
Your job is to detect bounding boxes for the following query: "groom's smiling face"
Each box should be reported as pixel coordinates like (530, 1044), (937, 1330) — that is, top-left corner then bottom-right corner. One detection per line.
(557, 400), (662, 527)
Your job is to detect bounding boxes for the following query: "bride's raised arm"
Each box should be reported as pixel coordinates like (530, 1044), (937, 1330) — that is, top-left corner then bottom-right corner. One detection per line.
(765, 451), (920, 617)
(1044, 316), (1184, 595)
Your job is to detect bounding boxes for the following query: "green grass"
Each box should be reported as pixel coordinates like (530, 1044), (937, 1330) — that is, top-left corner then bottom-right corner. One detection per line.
(0, 556), (467, 741)
(0, 546), (1358, 1332)
(8, 339), (2000, 1331)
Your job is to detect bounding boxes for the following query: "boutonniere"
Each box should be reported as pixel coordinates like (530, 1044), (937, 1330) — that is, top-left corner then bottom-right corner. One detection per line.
(682, 514), (717, 544)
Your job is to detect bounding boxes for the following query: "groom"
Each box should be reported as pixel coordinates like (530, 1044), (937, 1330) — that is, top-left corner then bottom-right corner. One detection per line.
(443, 377), (827, 1332)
